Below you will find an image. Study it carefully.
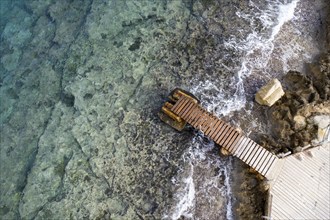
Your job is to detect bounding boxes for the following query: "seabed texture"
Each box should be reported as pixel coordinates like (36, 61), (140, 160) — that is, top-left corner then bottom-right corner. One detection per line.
(0, 0), (329, 219)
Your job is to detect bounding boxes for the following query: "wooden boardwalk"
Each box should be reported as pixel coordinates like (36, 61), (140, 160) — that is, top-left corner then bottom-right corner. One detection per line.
(171, 96), (279, 179)
(266, 145), (330, 219)
(168, 95), (330, 219)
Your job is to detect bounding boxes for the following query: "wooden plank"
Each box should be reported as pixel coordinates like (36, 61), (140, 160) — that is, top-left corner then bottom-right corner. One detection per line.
(213, 123), (229, 143)
(264, 157), (283, 180)
(188, 106), (201, 122)
(180, 102), (195, 118)
(177, 99), (191, 117)
(277, 170), (330, 216)
(255, 151), (272, 173)
(233, 137), (249, 157)
(172, 96), (186, 112)
(210, 121), (225, 140)
(241, 141), (256, 162)
(263, 156), (277, 178)
(253, 150), (269, 172)
(176, 98), (190, 115)
(216, 126), (233, 144)
(219, 128), (237, 147)
(190, 107), (202, 125)
(259, 153), (274, 175)
(215, 125), (233, 143)
(193, 111), (203, 127)
(172, 97), (186, 114)
(272, 178), (317, 218)
(193, 111), (207, 128)
(204, 116), (217, 136)
(224, 132), (240, 151)
(275, 162), (330, 217)
(248, 146), (263, 167)
(271, 198), (296, 219)
(228, 134), (244, 153)
(200, 113), (213, 132)
(237, 139), (253, 159)
(251, 147), (267, 169)
(185, 104), (198, 120)
(192, 108), (207, 127)
(183, 105), (197, 121)
(285, 156), (329, 192)
(260, 155), (277, 176)
(170, 98), (330, 220)
(205, 114), (218, 132)
(208, 120), (223, 139)
(245, 142), (259, 165)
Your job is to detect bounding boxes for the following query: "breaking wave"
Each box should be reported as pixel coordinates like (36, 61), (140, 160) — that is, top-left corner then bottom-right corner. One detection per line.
(167, 1), (307, 219)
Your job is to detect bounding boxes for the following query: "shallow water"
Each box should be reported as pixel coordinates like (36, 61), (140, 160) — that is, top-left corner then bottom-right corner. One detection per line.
(0, 0), (328, 219)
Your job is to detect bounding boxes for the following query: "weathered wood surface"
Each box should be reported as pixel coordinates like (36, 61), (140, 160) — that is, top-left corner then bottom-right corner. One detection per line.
(171, 96), (330, 219)
(171, 96), (279, 179)
(267, 145), (330, 219)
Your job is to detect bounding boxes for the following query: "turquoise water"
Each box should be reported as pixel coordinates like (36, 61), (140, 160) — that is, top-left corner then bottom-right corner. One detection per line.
(0, 0), (328, 219)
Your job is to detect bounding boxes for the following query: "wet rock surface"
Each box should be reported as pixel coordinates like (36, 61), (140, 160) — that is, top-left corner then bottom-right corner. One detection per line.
(260, 53), (330, 154)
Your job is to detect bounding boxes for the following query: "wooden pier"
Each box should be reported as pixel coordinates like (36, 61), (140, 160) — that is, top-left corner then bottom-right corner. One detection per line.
(170, 96), (280, 179)
(160, 91), (330, 219)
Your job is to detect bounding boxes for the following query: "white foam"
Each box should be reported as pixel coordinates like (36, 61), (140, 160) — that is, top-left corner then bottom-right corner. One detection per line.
(191, 1), (301, 117)
(224, 157), (234, 220)
(269, 0), (299, 41)
(168, 1), (304, 219)
(164, 136), (234, 220)
(170, 163), (195, 219)
(190, 80), (246, 116)
(223, 0), (300, 111)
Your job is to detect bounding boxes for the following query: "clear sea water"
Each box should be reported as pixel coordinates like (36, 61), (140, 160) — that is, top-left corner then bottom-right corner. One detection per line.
(0, 0), (327, 219)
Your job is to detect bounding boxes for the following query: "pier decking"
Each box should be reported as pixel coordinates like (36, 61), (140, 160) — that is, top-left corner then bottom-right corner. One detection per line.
(171, 96), (280, 179)
(162, 94), (330, 219)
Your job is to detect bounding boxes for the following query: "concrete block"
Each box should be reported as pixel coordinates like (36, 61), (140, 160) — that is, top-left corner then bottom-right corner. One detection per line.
(255, 79), (285, 107)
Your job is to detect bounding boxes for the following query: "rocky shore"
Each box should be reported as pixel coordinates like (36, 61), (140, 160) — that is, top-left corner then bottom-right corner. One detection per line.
(262, 54), (330, 154)
(229, 8), (330, 219)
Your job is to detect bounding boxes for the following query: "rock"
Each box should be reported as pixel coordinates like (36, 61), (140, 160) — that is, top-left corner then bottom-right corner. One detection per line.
(297, 101), (330, 117)
(220, 147), (230, 156)
(312, 115), (330, 129)
(265, 62), (329, 151)
(1, 49), (22, 71)
(317, 127), (328, 142)
(261, 181), (270, 191)
(293, 146), (303, 153)
(312, 115), (330, 142)
(255, 79), (285, 107)
(293, 115), (306, 131)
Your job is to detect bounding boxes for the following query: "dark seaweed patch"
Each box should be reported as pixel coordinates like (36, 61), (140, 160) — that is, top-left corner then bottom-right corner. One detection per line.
(61, 93), (75, 107)
(101, 33), (107, 39)
(83, 93), (93, 100)
(128, 37), (142, 51)
(113, 41), (123, 48)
